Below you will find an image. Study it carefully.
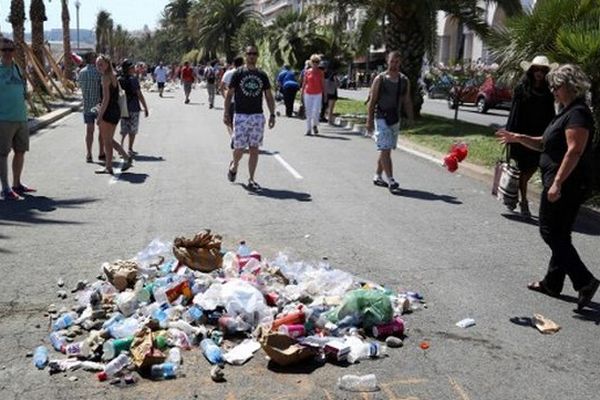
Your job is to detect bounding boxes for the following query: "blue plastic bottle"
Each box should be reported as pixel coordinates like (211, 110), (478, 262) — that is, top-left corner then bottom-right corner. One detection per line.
(33, 346), (49, 369)
(150, 362), (177, 379)
(200, 338), (223, 365)
(52, 312), (77, 331)
(183, 305), (203, 323)
(48, 332), (66, 352)
(237, 241), (251, 257)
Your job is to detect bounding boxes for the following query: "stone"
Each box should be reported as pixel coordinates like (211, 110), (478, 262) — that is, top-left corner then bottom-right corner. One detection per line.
(68, 376), (78, 382)
(57, 278), (64, 287)
(385, 336), (403, 348)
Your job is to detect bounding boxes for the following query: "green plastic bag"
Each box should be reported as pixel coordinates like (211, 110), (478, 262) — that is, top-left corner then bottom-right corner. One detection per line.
(328, 289), (393, 328)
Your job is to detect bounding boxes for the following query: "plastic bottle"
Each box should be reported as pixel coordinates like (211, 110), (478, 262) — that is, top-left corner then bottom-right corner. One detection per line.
(33, 346), (49, 369)
(48, 332), (66, 353)
(96, 353), (130, 381)
(150, 362), (178, 379)
(237, 241), (251, 257)
(347, 340), (387, 363)
(102, 337), (134, 361)
(200, 338), (223, 365)
(337, 374), (379, 392)
(168, 320), (199, 336)
(152, 303), (171, 328)
(183, 305), (203, 324)
(166, 347), (182, 365)
(52, 312), (78, 331)
(102, 312), (124, 329)
(109, 317), (141, 338)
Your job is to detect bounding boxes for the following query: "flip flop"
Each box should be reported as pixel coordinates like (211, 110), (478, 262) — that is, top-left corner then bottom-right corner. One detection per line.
(527, 281), (559, 298)
(95, 168), (113, 175)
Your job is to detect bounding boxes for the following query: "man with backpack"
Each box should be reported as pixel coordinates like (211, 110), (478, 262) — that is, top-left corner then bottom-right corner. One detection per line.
(205, 61), (218, 109)
(366, 51), (414, 194)
(0, 38), (35, 200)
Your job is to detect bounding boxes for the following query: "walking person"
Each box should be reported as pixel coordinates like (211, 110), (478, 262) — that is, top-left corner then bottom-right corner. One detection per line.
(154, 62), (168, 97)
(505, 55), (557, 217)
(78, 51), (105, 163)
(118, 60), (149, 157)
(325, 68), (339, 124)
(496, 64), (599, 310)
(301, 54), (325, 136)
(180, 61), (195, 104)
(94, 55), (132, 175)
(221, 56), (244, 138)
(223, 46), (276, 191)
(366, 51), (414, 194)
(0, 38), (35, 200)
(205, 61), (218, 109)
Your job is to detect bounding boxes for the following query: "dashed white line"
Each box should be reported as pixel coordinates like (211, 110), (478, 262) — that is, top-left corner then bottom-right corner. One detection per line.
(272, 153), (303, 180)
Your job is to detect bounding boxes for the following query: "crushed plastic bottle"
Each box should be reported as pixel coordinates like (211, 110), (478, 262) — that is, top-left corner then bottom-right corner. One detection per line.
(33, 346), (49, 369)
(109, 317), (141, 338)
(166, 347), (182, 365)
(52, 312), (77, 331)
(347, 337), (387, 364)
(48, 332), (66, 353)
(200, 338), (223, 365)
(183, 305), (203, 324)
(150, 362), (178, 380)
(338, 374), (379, 392)
(96, 353), (130, 381)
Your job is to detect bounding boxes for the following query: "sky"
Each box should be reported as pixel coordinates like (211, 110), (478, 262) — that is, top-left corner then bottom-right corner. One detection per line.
(0, 0), (171, 33)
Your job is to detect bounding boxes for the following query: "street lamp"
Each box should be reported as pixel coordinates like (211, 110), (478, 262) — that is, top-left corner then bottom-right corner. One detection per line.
(75, 0), (81, 50)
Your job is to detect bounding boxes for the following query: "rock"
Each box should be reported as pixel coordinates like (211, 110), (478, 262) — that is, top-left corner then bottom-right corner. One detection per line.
(47, 304), (57, 314)
(26, 351), (33, 358)
(68, 376), (78, 382)
(385, 336), (403, 348)
(71, 280), (87, 293)
(210, 365), (225, 382)
(57, 290), (68, 299)
(34, 324), (40, 329)
(58, 307), (68, 315)
(57, 278), (64, 287)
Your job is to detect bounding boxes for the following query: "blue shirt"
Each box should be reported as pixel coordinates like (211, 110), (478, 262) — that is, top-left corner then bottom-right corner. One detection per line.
(78, 64), (102, 113)
(0, 62), (27, 122)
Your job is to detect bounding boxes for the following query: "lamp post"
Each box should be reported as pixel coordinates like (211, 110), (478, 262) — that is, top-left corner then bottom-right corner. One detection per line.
(75, 0), (81, 50)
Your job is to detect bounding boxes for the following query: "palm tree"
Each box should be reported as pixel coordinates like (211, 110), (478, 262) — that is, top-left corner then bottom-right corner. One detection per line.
(8, 0), (27, 68)
(189, 0), (260, 62)
(61, 0), (73, 80)
(162, 0), (195, 53)
(112, 24), (133, 62)
(29, 0), (47, 71)
(322, 0), (523, 116)
(95, 10), (114, 55)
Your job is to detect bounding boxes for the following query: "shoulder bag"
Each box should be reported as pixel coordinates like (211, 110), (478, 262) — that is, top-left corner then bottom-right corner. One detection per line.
(492, 145), (520, 210)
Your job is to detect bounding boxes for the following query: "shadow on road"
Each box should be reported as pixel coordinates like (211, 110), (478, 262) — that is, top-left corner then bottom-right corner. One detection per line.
(501, 213), (539, 226)
(240, 184), (312, 202)
(573, 308), (600, 325)
(117, 173), (150, 184)
(0, 195), (97, 225)
(396, 188), (462, 204)
(501, 212), (600, 236)
(310, 133), (351, 141)
(133, 154), (165, 162)
(267, 360), (323, 374)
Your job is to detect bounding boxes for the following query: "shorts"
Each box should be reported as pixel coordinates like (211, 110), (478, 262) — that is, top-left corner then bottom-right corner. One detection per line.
(83, 110), (97, 124)
(183, 82), (192, 95)
(233, 113), (265, 149)
(0, 121), (29, 155)
(120, 112), (140, 135)
(157, 82), (165, 89)
(375, 118), (399, 151)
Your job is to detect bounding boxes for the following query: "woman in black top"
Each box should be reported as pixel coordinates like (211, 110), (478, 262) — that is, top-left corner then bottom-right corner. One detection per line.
(506, 56), (556, 216)
(95, 55), (132, 175)
(496, 64), (599, 310)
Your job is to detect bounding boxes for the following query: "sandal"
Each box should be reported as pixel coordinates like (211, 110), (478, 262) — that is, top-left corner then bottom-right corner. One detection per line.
(247, 180), (261, 191)
(95, 168), (113, 175)
(86, 155), (93, 163)
(227, 167), (237, 182)
(527, 281), (559, 298)
(121, 157), (133, 172)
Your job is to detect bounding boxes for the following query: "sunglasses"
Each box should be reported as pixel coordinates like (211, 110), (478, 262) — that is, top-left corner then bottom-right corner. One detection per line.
(1, 48), (16, 53)
(246, 52), (258, 56)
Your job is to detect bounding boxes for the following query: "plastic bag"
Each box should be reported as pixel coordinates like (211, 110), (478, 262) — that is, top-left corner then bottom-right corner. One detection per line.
(328, 289), (393, 328)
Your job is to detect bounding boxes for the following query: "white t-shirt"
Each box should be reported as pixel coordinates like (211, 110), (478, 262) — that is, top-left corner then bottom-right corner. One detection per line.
(221, 69), (235, 87)
(154, 66), (167, 83)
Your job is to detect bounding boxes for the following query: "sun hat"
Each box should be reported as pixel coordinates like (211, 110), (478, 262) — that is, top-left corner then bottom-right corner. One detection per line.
(520, 55), (558, 72)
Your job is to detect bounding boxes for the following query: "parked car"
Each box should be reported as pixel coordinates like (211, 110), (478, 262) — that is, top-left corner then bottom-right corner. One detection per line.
(447, 75), (512, 113)
(426, 74), (455, 99)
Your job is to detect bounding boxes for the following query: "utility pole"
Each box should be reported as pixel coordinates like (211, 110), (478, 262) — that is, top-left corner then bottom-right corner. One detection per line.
(75, 0), (81, 50)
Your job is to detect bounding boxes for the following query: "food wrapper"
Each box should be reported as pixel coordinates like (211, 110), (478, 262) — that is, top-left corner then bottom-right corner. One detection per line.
(173, 230), (223, 272)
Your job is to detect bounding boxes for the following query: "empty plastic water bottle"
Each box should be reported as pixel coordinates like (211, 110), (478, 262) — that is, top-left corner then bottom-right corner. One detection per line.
(338, 374), (379, 392)
(183, 305), (203, 324)
(152, 303), (170, 328)
(48, 332), (66, 353)
(33, 346), (49, 369)
(102, 312), (124, 329)
(150, 362), (178, 379)
(96, 353), (130, 381)
(166, 347), (182, 365)
(109, 317), (141, 338)
(200, 338), (223, 365)
(52, 312), (77, 331)
(237, 241), (251, 257)
(102, 336), (134, 361)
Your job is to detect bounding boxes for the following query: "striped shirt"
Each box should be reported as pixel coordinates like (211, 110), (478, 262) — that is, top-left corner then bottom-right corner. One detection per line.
(78, 64), (102, 113)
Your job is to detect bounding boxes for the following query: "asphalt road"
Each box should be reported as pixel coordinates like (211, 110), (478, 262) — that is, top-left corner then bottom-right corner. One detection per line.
(1, 83), (599, 400)
(339, 88), (510, 128)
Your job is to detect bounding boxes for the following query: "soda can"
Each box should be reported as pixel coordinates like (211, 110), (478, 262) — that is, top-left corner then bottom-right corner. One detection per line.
(372, 317), (405, 338)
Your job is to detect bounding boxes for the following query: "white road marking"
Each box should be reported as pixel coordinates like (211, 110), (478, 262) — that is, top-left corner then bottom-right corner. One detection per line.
(272, 153), (303, 180)
(397, 144), (444, 167)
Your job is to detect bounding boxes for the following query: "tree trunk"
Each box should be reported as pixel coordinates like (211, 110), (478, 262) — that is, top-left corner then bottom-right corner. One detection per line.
(61, 0), (73, 80)
(9, 0), (27, 69)
(386, 7), (426, 118)
(30, 0), (46, 91)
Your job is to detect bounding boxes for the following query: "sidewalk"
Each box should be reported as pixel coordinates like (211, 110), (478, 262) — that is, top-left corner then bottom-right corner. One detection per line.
(28, 100), (81, 134)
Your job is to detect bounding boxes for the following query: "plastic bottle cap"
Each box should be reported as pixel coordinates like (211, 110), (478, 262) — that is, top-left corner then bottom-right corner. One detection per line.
(96, 371), (108, 381)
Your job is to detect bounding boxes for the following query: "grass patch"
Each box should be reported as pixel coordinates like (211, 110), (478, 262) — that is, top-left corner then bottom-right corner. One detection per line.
(335, 98), (367, 116)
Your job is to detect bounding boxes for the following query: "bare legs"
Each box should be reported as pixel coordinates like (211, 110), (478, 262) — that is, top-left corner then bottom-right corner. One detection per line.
(98, 121), (129, 173)
(230, 146), (260, 182)
(85, 122), (104, 159)
(376, 149), (393, 180)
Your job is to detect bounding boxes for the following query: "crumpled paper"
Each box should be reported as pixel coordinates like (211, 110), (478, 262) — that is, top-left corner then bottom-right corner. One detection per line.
(102, 259), (139, 291)
(173, 230), (223, 272)
(532, 313), (561, 334)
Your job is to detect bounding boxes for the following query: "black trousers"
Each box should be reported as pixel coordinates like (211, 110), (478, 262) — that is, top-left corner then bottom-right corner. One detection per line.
(539, 185), (595, 293)
(282, 86), (298, 117)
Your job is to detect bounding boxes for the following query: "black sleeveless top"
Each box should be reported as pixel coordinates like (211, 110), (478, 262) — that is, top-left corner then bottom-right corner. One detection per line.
(102, 82), (121, 125)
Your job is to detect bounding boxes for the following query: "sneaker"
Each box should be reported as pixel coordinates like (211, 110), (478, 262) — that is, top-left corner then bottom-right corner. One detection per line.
(389, 181), (401, 194)
(12, 183), (36, 195)
(247, 180), (262, 191)
(305, 131), (313, 136)
(185, 99), (190, 104)
(1, 188), (21, 200)
(578, 278), (600, 311)
(313, 125), (319, 134)
(520, 201), (531, 218)
(121, 157), (133, 172)
(227, 167), (237, 182)
(373, 177), (388, 187)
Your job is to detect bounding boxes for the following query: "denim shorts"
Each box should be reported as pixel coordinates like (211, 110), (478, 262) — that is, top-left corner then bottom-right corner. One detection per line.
(83, 110), (97, 124)
(375, 118), (400, 150)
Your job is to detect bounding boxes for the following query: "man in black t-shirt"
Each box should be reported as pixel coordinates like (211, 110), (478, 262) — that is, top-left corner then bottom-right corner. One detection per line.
(223, 46), (276, 191)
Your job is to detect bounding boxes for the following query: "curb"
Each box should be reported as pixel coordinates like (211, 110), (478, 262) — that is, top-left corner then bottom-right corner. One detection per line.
(28, 101), (81, 134)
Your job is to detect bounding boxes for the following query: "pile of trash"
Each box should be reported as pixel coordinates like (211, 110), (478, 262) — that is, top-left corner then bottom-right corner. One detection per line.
(32, 229), (425, 386)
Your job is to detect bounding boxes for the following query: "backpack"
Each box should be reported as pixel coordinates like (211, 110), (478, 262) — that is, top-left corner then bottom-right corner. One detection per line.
(206, 68), (216, 84)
